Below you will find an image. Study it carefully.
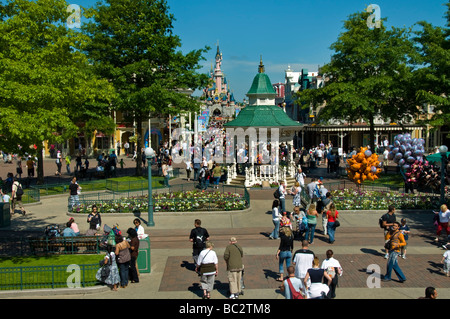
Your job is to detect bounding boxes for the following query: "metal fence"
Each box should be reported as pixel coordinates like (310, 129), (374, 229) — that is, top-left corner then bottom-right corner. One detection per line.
(0, 264), (99, 290)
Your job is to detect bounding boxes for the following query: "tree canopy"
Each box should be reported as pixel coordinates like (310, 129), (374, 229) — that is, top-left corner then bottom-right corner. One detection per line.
(82, 0), (210, 175)
(296, 10), (419, 151)
(0, 0), (115, 182)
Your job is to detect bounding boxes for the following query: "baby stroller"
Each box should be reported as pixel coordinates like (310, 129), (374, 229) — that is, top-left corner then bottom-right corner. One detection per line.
(100, 224), (121, 248)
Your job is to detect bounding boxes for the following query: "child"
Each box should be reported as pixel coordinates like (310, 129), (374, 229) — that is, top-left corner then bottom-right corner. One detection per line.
(442, 244), (450, 277)
(119, 158), (125, 170)
(400, 218), (410, 259)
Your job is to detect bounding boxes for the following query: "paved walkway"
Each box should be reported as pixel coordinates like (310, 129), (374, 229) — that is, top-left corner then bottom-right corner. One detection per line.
(1, 158), (450, 300)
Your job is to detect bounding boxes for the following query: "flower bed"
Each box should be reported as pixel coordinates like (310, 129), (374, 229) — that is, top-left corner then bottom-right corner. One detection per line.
(331, 189), (441, 210)
(73, 190), (249, 213)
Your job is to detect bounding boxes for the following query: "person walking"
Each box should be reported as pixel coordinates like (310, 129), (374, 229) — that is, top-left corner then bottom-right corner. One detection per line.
(303, 256), (332, 299)
(189, 219), (210, 264)
(382, 221), (407, 283)
(68, 177), (80, 211)
(441, 244), (450, 277)
(305, 204), (319, 244)
(11, 178), (26, 216)
(326, 203), (339, 244)
(282, 266), (305, 299)
(434, 204), (450, 245)
(223, 237), (244, 299)
(278, 181), (287, 213)
(162, 161), (170, 188)
(276, 227), (294, 282)
(292, 240), (315, 285)
(196, 241), (218, 299)
(381, 205), (397, 258)
(269, 200), (281, 240)
(321, 249), (343, 299)
(291, 182), (302, 208)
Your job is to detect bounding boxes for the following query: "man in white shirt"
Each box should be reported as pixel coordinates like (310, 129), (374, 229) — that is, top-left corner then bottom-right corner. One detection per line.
(292, 240), (315, 285)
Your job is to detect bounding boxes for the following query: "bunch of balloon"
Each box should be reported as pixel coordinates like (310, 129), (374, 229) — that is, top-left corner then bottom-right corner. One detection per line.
(347, 147), (383, 186)
(386, 133), (426, 171)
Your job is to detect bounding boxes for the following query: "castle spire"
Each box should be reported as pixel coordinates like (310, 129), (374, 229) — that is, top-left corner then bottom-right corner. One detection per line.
(258, 55), (265, 73)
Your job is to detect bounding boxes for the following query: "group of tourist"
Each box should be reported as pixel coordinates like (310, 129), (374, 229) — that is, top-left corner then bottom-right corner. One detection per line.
(189, 219), (244, 299)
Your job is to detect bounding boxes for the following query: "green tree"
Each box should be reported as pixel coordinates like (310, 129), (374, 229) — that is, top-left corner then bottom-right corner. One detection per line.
(82, 0), (209, 176)
(0, 0), (114, 183)
(296, 10), (418, 151)
(414, 1), (450, 133)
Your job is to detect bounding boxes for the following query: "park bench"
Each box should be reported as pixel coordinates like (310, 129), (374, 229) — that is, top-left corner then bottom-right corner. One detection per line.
(28, 236), (102, 255)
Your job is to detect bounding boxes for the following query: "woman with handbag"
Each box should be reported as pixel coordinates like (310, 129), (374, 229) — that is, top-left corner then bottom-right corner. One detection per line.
(115, 234), (131, 288)
(195, 241), (218, 299)
(326, 203), (339, 244)
(96, 244), (120, 291)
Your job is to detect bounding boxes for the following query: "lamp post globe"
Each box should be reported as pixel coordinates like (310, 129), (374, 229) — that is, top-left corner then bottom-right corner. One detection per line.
(145, 146), (155, 226)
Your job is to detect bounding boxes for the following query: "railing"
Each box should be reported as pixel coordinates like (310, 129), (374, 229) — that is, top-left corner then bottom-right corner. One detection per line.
(0, 264), (98, 290)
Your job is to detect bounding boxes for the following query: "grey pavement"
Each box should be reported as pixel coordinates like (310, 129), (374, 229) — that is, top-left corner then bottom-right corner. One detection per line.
(1, 159), (450, 300)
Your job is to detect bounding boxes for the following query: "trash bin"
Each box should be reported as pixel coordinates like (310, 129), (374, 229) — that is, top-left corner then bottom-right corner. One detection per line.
(0, 202), (11, 227)
(137, 237), (151, 273)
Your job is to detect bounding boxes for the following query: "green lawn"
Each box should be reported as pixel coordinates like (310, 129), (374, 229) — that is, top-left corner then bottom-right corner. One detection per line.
(0, 254), (102, 267)
(364, 173), (404, 187)
(0, 254), (104, 290)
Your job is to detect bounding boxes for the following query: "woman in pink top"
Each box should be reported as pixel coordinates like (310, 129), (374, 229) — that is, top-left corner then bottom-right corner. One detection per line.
(326, 204), (339, 244)
(69, 217), (80, 236)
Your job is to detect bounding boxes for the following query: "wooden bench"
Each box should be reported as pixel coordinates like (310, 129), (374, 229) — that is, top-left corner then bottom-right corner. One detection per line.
(383, 165), (399, 174)
(29, 236), (102, 254)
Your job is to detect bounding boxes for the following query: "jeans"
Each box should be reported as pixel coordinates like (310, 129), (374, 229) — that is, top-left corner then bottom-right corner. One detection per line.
(305, 223), (316, 243)
(164, 175), (170, 187)
(279, 198), (286, 213)
(384, 251), (406, 281)
(118, 261), (130, 286)
(278, 251), (292, 274)
(270, 219), (280, 239)
(327, 222), (336, 242)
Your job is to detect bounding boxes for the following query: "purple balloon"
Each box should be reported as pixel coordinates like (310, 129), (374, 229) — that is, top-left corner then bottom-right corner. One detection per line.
(399, 159), (406, 166)
(365, 150), (372, 157)
(395, 152), (403, 160)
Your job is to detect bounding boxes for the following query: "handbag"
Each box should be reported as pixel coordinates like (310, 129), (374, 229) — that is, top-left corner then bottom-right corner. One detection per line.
(287, 278), (304, 299)
(334, 220), (340, 228)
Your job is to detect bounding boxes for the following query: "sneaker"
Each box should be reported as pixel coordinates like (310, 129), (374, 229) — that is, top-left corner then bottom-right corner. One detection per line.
(402, 255), (406, 259)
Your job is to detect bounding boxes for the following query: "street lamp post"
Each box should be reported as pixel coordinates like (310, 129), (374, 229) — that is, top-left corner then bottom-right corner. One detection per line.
(145, 147), (155, 226)
(439, 145), (448, 205)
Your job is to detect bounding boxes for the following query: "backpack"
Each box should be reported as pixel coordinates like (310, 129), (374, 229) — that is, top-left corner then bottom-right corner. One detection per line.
(15, 182), (24, 197)
(379, 213), (388, 229)
(287, 278), (304, 299)
(273, 188), (281, 199)
(193, 227), (207, 249)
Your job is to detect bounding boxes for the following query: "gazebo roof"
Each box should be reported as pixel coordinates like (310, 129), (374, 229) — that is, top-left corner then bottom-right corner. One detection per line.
(225, 58), (302, 129)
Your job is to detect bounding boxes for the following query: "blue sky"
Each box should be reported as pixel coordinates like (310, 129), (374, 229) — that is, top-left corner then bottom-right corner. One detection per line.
(74, 0), (448, 101)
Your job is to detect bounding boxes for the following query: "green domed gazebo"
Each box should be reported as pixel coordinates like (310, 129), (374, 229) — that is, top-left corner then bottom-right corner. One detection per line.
(225, 58), (303, 130)
(224, 58), (303, 187)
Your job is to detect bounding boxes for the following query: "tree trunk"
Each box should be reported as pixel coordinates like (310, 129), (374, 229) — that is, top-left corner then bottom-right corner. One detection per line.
(369, 113), (376, 153)
(135, 113), (143, 176)
(37, 146), (45, 185)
